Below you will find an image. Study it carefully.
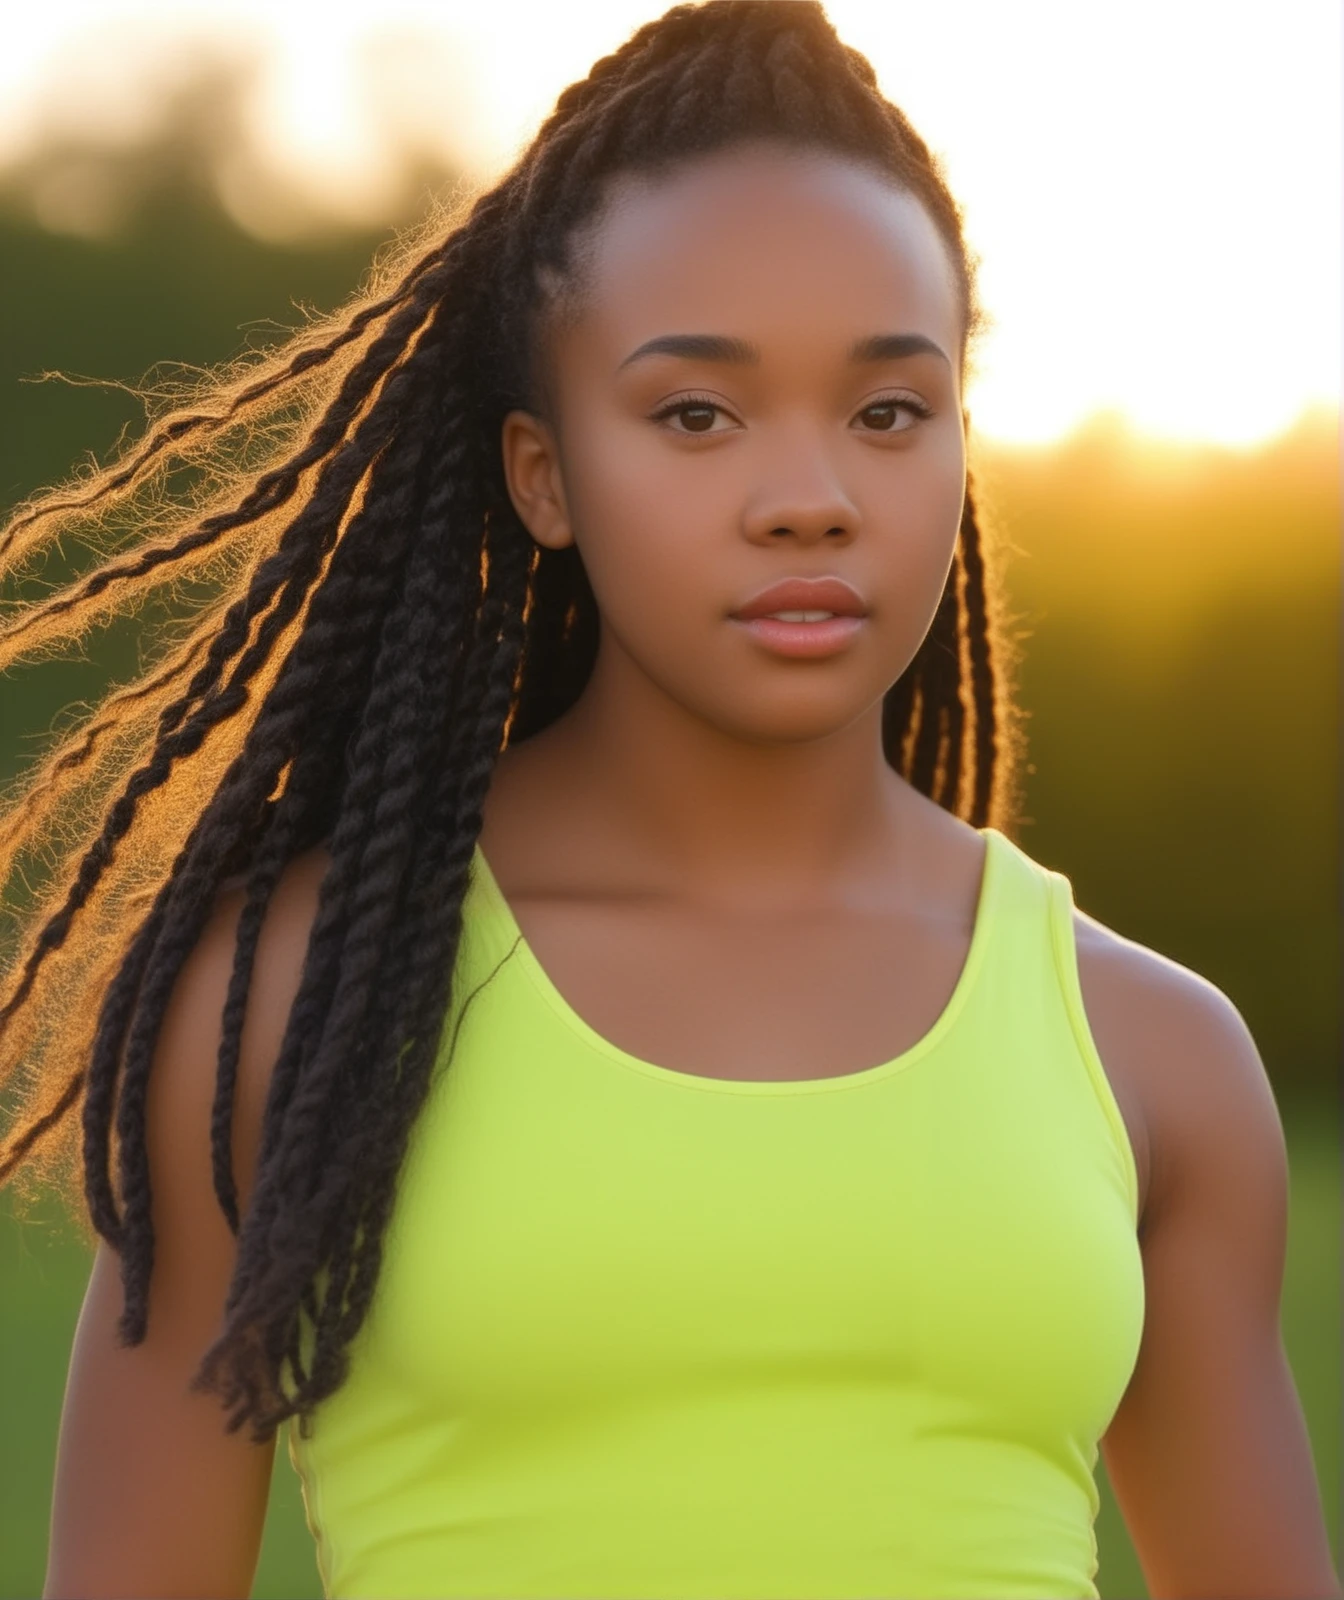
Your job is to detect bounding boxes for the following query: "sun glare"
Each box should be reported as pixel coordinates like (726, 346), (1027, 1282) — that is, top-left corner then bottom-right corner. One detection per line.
(1, 0), (1339, 448)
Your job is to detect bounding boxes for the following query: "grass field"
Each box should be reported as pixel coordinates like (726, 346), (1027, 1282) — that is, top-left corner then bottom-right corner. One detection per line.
(2, 1108), (1338, 1600)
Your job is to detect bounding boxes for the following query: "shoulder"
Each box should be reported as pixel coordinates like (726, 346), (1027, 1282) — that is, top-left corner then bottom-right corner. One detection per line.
(217, 841), (332, 906)
(1075, 917), (1337, 1596)
(1069, 902), (1286, 1242)
(148, 843), (334, 1227)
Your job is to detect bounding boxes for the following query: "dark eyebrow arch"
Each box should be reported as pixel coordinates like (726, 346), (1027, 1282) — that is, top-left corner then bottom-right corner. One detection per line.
(618, 334), (760, 370)
(849, 333), (950, 366)
(617, 331), (951, 371)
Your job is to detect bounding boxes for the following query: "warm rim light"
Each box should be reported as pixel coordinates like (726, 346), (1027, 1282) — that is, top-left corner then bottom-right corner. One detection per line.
(1, 0), (1339, 448)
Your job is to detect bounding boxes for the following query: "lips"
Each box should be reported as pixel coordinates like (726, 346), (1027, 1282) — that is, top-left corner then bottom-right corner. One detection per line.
(728, 575), (868, 661)
(730, 576), (867, 623)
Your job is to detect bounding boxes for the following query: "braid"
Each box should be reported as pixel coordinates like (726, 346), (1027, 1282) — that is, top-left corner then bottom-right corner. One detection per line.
(0, 0), (1021, 1439)
(205, 391), (460, 1236)
(956, 482), (1003, 827)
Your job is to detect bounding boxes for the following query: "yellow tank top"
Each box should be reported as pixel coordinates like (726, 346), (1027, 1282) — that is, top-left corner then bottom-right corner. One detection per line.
(288, 826), (1144, 1599)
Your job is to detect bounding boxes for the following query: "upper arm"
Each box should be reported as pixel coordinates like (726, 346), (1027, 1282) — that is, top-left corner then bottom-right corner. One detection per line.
(44, 850), (328, 1600)
(1095, 954), (1341, 1598)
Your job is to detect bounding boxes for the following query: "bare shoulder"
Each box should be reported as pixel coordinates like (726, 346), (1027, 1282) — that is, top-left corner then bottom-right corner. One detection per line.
(199, 843), (334, 1211)
(1070, 905), (1286, 1239)
(1073, 912), (1331, 1595)
(130, 839), (336, 1300)
(133, 841), (336, 1265)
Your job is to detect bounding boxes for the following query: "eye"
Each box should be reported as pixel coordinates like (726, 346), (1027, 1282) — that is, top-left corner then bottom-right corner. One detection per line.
(651, 396), (736, 435)
(854, 395), (933, 433)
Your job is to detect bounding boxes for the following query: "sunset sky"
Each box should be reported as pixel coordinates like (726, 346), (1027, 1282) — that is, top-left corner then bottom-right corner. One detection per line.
(1, 0), (1338, 447)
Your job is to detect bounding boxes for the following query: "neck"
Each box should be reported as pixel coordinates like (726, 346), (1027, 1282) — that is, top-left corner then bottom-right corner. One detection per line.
(519, 637), (918, 901)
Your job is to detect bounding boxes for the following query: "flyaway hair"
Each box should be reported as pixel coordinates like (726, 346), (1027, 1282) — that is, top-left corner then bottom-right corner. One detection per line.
(0, 0), (1025, 1440)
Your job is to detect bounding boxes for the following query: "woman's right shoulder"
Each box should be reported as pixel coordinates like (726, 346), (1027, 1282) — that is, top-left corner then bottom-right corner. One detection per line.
(42, 844), (338, 1596)
(180, 843), (335, 1219)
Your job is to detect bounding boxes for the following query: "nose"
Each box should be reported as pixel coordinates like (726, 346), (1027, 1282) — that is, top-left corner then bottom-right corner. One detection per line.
(740, 427), (859, 546)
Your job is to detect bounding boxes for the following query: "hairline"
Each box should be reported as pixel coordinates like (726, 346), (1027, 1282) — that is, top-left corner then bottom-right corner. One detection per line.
(522, 135), (974, 424)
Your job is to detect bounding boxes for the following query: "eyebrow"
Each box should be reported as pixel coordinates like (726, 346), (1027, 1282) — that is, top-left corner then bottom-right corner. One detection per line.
(848, 333), (951, 367)
(617, 331), (951, 370)
(617, 334), (758, 370)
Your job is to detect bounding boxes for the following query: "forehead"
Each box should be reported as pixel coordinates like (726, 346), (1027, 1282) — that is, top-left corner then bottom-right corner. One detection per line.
(558, 143), (963, 369)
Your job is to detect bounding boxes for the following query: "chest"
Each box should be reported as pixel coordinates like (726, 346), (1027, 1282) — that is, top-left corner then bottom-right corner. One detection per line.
(503, 895), (980, 1084)
(474, 887), (1154, 1232)
(384, 972), (1139, 1427)
(366, 946), (1146, 1456)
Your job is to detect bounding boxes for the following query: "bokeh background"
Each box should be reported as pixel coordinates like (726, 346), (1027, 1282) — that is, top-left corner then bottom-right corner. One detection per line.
(1, 3), (1338, 1597)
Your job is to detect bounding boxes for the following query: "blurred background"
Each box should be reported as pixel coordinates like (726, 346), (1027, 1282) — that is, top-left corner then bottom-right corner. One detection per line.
(0, 2), (1338, 1596)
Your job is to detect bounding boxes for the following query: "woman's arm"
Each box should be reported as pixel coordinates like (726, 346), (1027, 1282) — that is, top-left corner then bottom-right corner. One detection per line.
(1093, 946), (1341, 1599)
(43, 850), (329, 1600)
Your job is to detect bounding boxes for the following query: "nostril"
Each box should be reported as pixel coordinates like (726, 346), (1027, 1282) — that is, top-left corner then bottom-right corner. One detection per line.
(825, 526), (846, 538)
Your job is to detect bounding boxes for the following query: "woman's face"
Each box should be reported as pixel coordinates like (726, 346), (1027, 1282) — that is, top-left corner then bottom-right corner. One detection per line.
(502, 142), (966, 748)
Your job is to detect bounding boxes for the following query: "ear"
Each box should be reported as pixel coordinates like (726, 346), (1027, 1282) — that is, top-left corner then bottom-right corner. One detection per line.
(501, 410), (574, 550)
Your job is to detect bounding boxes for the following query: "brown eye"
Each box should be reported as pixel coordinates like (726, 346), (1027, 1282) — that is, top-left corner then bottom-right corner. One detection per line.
(859, 402), (905, 431)
(855, 396), (931, 433)
(652, 396), (732, 434)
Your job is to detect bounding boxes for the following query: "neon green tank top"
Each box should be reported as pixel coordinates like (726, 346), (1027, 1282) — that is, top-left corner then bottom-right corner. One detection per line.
(288, 826), (1144, 1599)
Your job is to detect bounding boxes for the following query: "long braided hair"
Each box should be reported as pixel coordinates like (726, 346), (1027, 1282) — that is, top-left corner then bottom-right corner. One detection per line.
(0, 0), (1024, 1441)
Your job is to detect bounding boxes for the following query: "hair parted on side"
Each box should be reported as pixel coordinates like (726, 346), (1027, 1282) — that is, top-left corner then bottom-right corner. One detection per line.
(0, 0), (1025, 1441)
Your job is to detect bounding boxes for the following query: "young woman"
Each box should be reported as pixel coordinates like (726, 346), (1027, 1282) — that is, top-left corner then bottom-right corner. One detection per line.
(0, 4), (1337, 1597)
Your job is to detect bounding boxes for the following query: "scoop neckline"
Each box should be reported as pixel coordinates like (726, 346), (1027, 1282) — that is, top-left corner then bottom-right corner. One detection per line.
(468, 827), (1004, 1096)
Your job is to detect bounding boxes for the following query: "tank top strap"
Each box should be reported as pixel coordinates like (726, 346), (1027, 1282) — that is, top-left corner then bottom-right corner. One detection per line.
(460, 845), (525, 968)
(954, 827), (1057, 1015)
(1040, 855), (1142, 1223)
(972, 828), (1140, 1223)
(978, 825), (1053, 927)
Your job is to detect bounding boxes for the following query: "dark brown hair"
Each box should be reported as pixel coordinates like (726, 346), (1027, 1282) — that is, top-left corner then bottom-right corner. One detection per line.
(0, 0), (1024, 1440)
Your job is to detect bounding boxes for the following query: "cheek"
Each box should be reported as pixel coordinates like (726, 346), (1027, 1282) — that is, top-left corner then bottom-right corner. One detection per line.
(852, 430), (966, 632)
(560, 426), (731, 627)
(862, 412), (965, 525)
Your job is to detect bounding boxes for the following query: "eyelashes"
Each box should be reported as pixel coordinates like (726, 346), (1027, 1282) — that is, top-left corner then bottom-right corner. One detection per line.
(648, 393), (735, 434)
(854, 395), (934, 432)
(648, 391), (934, 435)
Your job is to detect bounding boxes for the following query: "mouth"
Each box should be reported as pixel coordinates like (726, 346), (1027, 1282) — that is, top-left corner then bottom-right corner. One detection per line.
(730, 575), (868, 623)
(729, 577), (867, 660)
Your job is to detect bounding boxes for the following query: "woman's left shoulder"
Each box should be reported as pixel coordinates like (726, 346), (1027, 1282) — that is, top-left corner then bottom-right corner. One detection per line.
(1070, 906), (1287, 1241)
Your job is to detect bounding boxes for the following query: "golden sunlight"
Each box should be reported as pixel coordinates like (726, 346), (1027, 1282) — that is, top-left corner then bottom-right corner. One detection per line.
(1, 0), (1338, 447)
